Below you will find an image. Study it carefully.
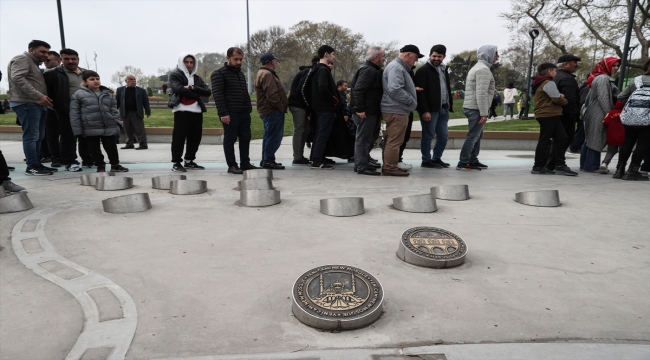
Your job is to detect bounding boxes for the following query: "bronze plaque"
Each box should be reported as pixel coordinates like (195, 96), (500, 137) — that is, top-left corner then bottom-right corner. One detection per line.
(397, 227), (467, 268)
(292, 265), (384, 331)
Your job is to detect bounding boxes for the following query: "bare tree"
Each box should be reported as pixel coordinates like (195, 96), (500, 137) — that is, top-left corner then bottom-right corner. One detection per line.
(111, 66), (145, 87)
(501, 0), (649, 69)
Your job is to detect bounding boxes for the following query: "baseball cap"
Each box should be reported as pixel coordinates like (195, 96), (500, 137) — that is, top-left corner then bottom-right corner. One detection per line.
(400, 45), (424, 58)
(260, 53), (279, 64)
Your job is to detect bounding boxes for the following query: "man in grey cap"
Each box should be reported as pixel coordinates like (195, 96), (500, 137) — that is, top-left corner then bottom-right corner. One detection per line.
(547, 54), (581, 173)
(255, 52), (288, 169)
(380, 44), (423, 176)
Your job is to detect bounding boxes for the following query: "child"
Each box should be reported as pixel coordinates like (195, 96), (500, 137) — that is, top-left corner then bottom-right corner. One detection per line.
(70, 70), (128, 173)
(531, 62), (576, 176)
(600, 101), (625, 173)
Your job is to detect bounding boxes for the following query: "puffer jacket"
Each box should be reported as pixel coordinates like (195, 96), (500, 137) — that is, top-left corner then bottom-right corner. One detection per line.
(350, 60), (384, 115)
(69, 86), (121, 137)
(211, 63), (252, 117)
(464, 45), (497, 116)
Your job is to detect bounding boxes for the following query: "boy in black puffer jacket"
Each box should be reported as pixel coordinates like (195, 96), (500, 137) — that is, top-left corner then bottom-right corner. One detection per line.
(70, 70), (128, 173)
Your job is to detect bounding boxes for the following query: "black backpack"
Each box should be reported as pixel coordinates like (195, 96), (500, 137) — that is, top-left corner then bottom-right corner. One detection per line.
(300, 65), (316, 110)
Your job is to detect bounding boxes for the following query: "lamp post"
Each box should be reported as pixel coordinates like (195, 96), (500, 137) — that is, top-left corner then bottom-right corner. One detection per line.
(56, 0), (66, 48)
(523, 28), (539, 119)
(246, 0), (252, 94)
(618, 0), (638, 90)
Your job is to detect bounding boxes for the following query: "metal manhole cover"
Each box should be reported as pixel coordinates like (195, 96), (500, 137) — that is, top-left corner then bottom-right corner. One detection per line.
(292, 265), (383, 331)
(397, 227), (467, 268)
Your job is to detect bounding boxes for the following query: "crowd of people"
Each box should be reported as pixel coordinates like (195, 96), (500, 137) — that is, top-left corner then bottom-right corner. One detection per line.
(2, 39), (649, 193)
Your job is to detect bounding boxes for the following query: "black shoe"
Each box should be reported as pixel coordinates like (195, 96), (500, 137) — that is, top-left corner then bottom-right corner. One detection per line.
(40, 164), (58, 172)
(184, 161), (205, 170)
(368, 161), (381, 169)
(433, 159), (450, 168)
(241, 163), (259, 171)
(470, 161), (488, 169)
(263, 162), (285, 170)
(227, 166), (243, 174)
(613, 163), (626, 179)
(456, 163), (481, 171)
(121, 145), (135, 149)
(7, 166), (15, 171)
(369, 157), (379, 165)
(622, 165), (649, 181)
(25, 166), (53, 176)
(50, 159), (62, 167)
(292, 158), (310, 166)
(421, 160), (443, 169)
(310, 162), (334, 170)
(553, 165), (578, 176)
(172, 163), (187, 172)
(40, 157), (52, 163)
(135, 145), (148, 150)
(358, 168), (381, 176)
(110, 164), (129, 172)
(531, 166), (555, 175)
(347, 158), (355, 163)
(324, 158), (336, 165)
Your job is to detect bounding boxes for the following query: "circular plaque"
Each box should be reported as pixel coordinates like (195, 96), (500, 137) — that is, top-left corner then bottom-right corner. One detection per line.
(292, 265), (384, 331)
(397, 227), (467, 268)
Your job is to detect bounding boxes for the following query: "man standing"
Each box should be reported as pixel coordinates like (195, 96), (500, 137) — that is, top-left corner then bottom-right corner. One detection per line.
(380, 45), (422, 176)
(42, 50), (62, 167)
(415, 44), (453, 169)
(457, 45), (498, 171)
(288, 56), (319, 165)
(116, 75), (151, 150)
(307, 45), (339, 169)
(211, 47), (259, 174)
(547, 54), (581, 171)
(255, 53), (288, 170)
(44, 48), (93, 172)
(7, 40), (55, 175)
(337, 80), (355, 163)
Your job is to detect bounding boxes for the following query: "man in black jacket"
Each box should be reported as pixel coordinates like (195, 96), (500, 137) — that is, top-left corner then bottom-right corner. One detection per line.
(546, 54), (581, 171)
(414, 44), (453, 169)
(116, 75), (151, 150)
(43, 48), (93, 172)
(287, 56), (319, 165)
(308, 45), (338, 169)
(211, 47), (259, 174)
(350, 46), (385, 175)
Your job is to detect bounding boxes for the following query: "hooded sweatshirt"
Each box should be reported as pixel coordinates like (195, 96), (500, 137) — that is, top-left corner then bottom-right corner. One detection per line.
(173, 52), (201, 113)
(464, 45), (497, 116)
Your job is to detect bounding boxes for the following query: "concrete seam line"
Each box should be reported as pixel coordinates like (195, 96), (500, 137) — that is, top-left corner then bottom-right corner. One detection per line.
(10, 205), (137, 360)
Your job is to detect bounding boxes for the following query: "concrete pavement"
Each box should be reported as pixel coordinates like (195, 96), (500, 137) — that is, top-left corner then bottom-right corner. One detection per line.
(0, 138), (648, 360)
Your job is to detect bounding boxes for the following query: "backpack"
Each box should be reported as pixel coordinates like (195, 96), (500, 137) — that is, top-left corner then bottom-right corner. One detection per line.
(620, 76), (650, 126)
(300, 65), (316, 110)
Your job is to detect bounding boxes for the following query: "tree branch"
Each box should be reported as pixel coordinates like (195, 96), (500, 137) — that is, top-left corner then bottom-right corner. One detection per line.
(525, 2), (568, 54)
(562, 0), (623, 57)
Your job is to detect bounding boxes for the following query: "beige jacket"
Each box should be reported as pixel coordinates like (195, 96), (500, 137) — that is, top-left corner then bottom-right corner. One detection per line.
(255, 68), (288, 116)
(7, 52), (47, 103)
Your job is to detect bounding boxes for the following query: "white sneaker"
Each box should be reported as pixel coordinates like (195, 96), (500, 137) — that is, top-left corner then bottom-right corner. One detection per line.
(598, 163), (609, 174)
(398, 162), (413, 170)
(65, 164), (82, 172)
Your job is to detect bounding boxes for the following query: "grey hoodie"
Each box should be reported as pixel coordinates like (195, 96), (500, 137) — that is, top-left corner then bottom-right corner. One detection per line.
(464, 45), (497, 116)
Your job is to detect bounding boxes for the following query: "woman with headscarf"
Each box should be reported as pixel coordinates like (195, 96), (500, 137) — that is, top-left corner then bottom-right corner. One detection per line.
(579, 57), (621, 172)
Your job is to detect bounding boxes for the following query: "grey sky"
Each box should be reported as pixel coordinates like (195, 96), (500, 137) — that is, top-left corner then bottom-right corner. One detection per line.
(0, 0), (512, 90)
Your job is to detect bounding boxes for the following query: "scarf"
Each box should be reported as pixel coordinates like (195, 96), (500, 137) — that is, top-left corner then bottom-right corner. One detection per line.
(586, 57), (621, 88)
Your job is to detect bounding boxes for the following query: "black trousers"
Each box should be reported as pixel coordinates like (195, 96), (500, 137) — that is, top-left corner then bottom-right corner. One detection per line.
(85, 135), (119, 167)
(59, 114), (93, 165)
(535, 116), (568, 168)
(171, 111), (203, 163)
(399, 112), (414, 161)
(0, 150), (9, 182)
(547, 113), (577, 168)
(46, 109), (61, 160)
(617, 125), (650, 168)
(222, 112), (251, 167)
(309, 111), (336, 164)
(570, 119), (585, 152)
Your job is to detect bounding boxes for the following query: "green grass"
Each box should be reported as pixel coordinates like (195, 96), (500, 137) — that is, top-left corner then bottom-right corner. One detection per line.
(449, 119), (540, 131)
(0, 109), (292, 140)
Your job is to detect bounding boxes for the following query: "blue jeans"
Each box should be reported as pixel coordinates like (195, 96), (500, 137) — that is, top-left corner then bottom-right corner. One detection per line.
(580, 142), (601, 171)
(458, 108), (484, 166)
(13, 103), (47, 168)
(420, 108), (449, 162)
(261, 111), (285, 163)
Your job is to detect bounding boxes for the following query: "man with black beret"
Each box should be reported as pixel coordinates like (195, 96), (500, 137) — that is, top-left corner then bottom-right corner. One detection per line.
(547, 54), (581, 170)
